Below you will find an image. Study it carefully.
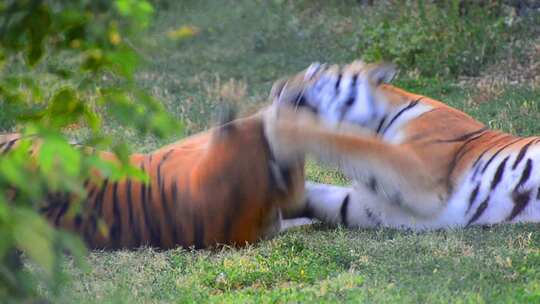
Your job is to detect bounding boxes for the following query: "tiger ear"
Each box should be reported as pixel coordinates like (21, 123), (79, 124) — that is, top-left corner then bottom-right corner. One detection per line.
(367, 63), (397, 86)
(212, 103), (237, 137)
(270, 78), (288, 103)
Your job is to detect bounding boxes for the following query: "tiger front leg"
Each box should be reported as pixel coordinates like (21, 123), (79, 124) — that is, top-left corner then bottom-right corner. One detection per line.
(265, 108), (448, 219)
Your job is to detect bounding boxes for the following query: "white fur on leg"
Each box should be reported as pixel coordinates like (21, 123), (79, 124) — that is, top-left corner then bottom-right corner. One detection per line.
(305, 182), (384, 228)
(305, 182), (352, 225)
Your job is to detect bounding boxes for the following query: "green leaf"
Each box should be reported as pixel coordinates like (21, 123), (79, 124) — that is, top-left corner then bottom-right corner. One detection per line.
(114, 0), (154, 28)
(107, 48), (139, 78)
(56, 230), (87, 270)
(38, 135), (81, 178)
(13, 208), (55, 276)
(84, 155), (120, 180)
(46, 88), (85, 128)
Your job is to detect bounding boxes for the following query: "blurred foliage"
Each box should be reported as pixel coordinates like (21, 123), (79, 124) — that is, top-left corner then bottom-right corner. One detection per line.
(360, 0), (525, 77)
(0, 0), (181, 302)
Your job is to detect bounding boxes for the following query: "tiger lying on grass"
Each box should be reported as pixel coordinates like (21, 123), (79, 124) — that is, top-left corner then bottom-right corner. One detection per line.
(1, 109), (307, 250)
(266, 60), (540, 230)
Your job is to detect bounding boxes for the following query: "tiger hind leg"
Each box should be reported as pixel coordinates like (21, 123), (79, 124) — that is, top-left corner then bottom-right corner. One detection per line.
(302, 182), (382, 228)
(278, 181), (379, 231)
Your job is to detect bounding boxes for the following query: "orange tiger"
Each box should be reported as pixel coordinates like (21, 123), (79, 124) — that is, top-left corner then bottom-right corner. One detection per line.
(1, 110), (307, 249)
(265, 60), (540, 230)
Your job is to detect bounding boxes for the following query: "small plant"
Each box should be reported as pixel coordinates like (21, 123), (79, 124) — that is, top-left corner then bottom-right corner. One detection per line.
(360, 0), (514, 77)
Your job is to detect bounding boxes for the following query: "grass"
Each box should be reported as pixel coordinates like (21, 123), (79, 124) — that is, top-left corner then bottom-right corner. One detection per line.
(23, 1), (540, 303)
(53, 225), (540, 303)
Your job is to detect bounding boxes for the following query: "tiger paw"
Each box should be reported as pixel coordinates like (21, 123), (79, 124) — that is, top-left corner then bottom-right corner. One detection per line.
(263, 105), (315, 163)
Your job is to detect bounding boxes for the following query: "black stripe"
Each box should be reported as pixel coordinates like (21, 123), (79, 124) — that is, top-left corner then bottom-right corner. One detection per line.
(344, 96), (355, 108)
(364, 208), (381, 227)
(351, 74), (358, 87)
(74, 215), (83, 230)
(223, 184), (243, 245)
(94, 178), (109, 222)
(81, 187), (98, 244)
(125, 179), (140, 246)
(335, 74), (342, 90)
(193, 215), (205, 249)
(508, 190), (531, 221)
(6, 139), (18, 150)
(381, 98), (422, 135)
(156, 150), (176, 245)
(160, 179), (178, 245)
(2, 139), (18, 154)
(81, 185), (96, 244)
(447, 130), (493, 188)
(367, 177), (377, 193)
(54, 200), (70, 227)
(45, 197), (57, 218)
(85, 214), (97, 247)
(295, 95), (318, 114)
(448, 135), (488, 172)
(466, 184), (480, 214)
(39, 203), (53, 214)
(280, 165), (292, 193)
(470, 134), (512, 169)
(391, 192), (404, 207)
(466, 197), (489, 226)
(515, 159), (533, 190)
(86, 184), (97, 202)
(157, 150), (174, 188)
(435, 127), (488, 143)
(512, 140), (535, 169)
(139, 162), (160, 246)
(110, 182), (122, 246)
(139, 180), (148, 238)
(481, 138), (523, 174)
(218, 120), (237, 135)
(145, 160), (160, 246)
(138, 164), (148, 245)
(470, 160), (483, 181)
(375, 115), (387, 135)
(170, 177), (185, 247)
(340, 194), (350, 227)
(343, 76), (358, 112)
(537, 187), (540, 200)
(490, 156), (509, 190)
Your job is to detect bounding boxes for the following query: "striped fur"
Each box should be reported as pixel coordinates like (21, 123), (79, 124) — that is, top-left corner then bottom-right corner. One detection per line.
(266, 60), (540, 230)
(1, 111), (306, 249)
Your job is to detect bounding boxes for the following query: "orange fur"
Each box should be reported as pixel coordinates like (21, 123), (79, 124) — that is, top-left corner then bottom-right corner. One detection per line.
(2, 113), (305, 249)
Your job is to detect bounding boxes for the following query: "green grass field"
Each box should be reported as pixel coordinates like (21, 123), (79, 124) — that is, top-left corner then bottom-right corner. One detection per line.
(26, 1), (540, 303)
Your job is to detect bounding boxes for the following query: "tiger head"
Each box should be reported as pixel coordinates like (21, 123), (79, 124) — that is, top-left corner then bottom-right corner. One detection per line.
(270, 61), (398, 132)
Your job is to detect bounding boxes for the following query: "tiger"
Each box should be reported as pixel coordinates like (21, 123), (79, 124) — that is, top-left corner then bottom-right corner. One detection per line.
(263, 60), (540, 230)
(0, 109), (309, 250)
